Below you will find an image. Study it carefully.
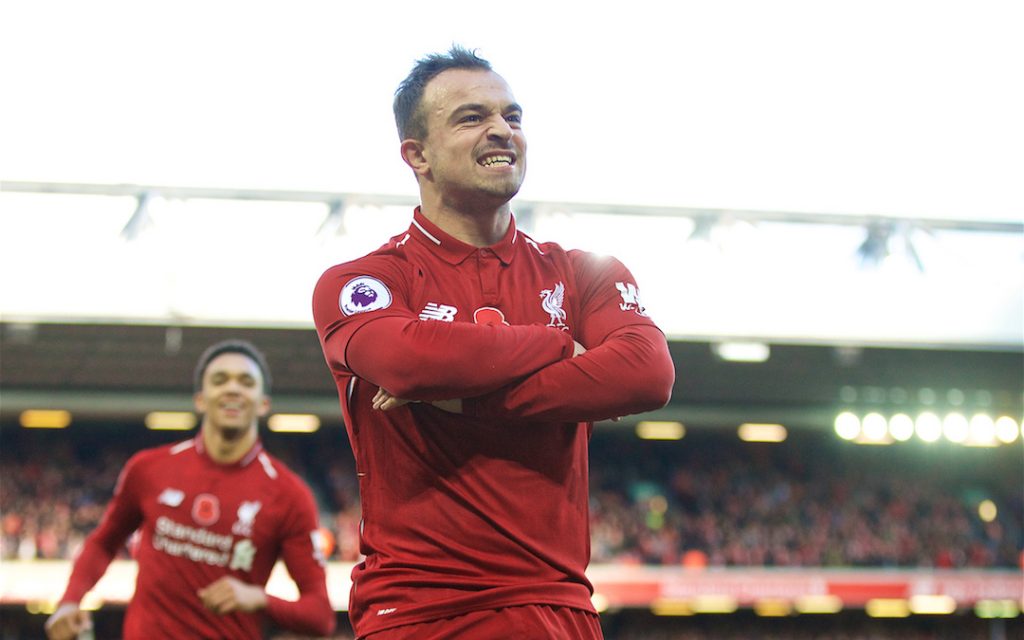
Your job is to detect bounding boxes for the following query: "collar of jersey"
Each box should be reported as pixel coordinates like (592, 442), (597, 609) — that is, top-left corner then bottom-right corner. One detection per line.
(194, 433), (264, 468)
(409, 207), (518, 266)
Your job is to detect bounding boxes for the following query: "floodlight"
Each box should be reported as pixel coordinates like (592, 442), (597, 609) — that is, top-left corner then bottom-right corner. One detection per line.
(994, 416), (1020, 444)
(862, 413), (888, 441)
(942, 412), (969, 443)
(915, 412), (942, 442)
(888, 413), (914, 441)
(834, 412), (860, 440)
(967, 413), (997, 446)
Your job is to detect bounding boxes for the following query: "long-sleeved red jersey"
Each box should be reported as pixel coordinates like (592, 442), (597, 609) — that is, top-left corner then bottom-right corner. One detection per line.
(60, 436), (335, 639)
(313, 208), (675, 637)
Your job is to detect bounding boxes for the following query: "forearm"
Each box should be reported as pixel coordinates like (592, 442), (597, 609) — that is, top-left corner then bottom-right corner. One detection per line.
(463, 324), (675, 422)
(60, 537), (119, 603)
(340, 316), (576, 400)
(265, 591), (336, 637)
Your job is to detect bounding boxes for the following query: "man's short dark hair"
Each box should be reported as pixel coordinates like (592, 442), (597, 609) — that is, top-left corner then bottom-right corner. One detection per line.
(393, 44), (493, 141)
(193, 339), (272, 394)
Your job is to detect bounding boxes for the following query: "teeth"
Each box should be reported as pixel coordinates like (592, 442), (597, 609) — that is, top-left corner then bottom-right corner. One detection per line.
(480, 155), (513, 167)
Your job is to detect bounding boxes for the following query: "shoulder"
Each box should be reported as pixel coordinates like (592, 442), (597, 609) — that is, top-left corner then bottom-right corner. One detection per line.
(125, 439), (194, 470)
(254, 451), (310, 492)
(315, 248), (412, 300)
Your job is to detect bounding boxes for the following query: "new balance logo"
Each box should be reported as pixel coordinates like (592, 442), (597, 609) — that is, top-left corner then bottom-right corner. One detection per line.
(419, 303), (458, 322)
(158, 488), (185, 507)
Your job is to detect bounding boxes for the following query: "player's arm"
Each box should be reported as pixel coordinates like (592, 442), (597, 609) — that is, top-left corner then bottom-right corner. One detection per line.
(314, 265), (576, 401)
(247, 477), (336, 636)
(46, 458), (145, 640)
(463, 323), (674, 422)
(462, 255), (675, 422)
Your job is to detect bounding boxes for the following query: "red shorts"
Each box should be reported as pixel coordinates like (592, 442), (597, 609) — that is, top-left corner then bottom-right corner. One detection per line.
(361, 604), (603, 640)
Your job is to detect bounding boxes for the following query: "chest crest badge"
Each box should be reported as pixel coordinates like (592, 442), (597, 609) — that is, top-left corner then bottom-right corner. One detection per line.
(232, 500), (262, 536)
(540, 282), (569, 331)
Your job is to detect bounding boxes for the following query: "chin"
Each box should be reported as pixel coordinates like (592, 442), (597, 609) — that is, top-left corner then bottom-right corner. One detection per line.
(218, 425), (249, 440)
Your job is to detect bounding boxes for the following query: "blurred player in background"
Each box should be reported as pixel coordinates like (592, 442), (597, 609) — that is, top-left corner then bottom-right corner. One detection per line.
(45, 340), (336, 640)
(313, 46), (675, 639)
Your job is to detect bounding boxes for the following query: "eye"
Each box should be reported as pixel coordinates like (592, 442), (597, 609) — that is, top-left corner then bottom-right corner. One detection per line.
(505, 113), (522, 124)
(241, 375), (256, 387)
(211, 372), (227, 385)
(459, 114), (482, 124)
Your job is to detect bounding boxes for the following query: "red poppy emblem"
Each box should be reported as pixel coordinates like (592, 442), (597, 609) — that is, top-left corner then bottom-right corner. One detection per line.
(473, 307), (509, 326)
(191, 493), (220, 526)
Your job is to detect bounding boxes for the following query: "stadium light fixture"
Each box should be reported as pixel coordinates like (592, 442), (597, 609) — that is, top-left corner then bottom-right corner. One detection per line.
(690, 595), (738, 614)
(994, 416), (1020, 444)
(20, 409), (71, 429)
(651, 599), (694, 616)
(860, 412), (889, 442)
(909, 595), (956, 615)
(975, 600), (1021, 619)
(915, 411), (942, 442)
(888, 413), (915, 441)
(145, 411), (197, 431)
(977, 499), (998, 523)
(834, 412), (860, 440)
(965, 413), (997, 447)
(738, 423), (787, 442)
(268, 413), (321, 433)
(794, 595), (843, 614)
(942, 412), (969, 443)
(636, 421), (685, 440)
(754, 599), (792, 617)
(712, 341), (770, 363)
(865, 598), (911, 618)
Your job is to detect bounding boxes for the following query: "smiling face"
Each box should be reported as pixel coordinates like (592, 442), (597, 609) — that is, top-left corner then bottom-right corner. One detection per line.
(404, 68), (527, 213)
(194, 352), (269, 440)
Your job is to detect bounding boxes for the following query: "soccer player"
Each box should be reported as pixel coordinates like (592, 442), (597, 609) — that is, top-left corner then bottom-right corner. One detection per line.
(315, 46), (675, 638)
(45, 340), (336, 640)
(313, 46), (675, 639)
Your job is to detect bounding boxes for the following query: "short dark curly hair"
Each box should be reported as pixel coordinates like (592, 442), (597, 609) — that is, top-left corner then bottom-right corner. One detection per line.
(393, 44), (492, 141)
(192, 339), (272, 394)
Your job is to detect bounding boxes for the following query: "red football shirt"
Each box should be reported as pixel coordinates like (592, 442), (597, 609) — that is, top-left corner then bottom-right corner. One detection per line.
(313, 209), (674, 636)
(60, 437), (335, 639)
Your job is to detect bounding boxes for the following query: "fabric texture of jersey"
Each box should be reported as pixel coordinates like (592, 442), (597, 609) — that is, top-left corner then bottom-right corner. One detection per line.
(60, 437), (334, 639)
(313, 208), (673, 637)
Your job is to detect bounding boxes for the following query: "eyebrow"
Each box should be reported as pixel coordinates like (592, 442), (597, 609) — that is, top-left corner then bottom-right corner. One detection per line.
(449, 102), (523, 122)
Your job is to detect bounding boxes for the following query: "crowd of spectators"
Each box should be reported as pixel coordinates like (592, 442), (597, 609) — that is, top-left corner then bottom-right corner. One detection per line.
(2, 424), (1021, 571)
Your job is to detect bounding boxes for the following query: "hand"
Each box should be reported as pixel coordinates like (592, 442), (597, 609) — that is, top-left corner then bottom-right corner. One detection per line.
(44, 603), (92, 640)
(373, 388), (412, 411)
(197, 576), (267, 615)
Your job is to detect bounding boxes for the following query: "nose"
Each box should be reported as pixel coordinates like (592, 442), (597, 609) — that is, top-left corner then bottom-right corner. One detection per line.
(486, 115), (514, 142)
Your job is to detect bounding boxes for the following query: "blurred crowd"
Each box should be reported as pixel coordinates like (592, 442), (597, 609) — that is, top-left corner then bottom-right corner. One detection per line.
(2, 426), (1021, 570)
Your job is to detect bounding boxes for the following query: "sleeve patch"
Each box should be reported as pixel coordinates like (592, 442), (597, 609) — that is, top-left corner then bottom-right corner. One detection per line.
(340, 276), (393, 316)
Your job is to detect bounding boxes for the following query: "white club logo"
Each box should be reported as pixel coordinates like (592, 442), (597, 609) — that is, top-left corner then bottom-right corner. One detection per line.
(232, 500), (262, 537)
(615, 281), (648, 316)
(540, 282), (568, 330)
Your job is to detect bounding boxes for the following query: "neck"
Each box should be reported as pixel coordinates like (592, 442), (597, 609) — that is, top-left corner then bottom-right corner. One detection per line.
(201, 422), (258, 464)
(419, 193), (512, 247)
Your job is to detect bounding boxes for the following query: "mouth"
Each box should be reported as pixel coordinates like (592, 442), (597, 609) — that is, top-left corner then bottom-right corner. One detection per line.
(477, 151), (516, 168)
(219, 400), (247, 416)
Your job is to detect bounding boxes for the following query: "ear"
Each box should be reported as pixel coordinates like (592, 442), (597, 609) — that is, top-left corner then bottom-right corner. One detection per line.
(194, 391), (206, 414)
(400, 139), (430, 177)
(257, 396), (271, 418)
